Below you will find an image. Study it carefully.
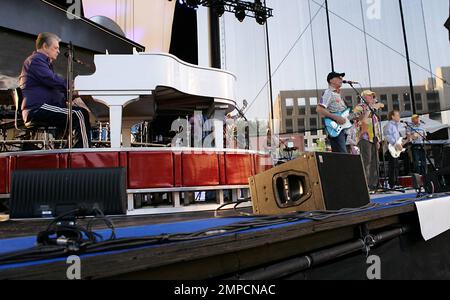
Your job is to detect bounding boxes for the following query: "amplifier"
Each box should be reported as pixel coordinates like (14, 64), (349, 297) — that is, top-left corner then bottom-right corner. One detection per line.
(249, 152), (370, 215)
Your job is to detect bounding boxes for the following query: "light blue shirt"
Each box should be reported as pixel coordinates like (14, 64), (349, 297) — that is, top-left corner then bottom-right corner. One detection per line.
(383, 121), (401, 146)
(406, 123), (427, 144)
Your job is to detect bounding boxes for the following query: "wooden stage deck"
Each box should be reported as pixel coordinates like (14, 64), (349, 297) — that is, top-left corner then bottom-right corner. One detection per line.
(1, 192), (449, 280)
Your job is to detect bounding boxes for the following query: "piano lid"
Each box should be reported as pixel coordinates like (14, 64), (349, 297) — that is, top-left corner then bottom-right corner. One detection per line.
(44, 0), (85, 17)
(75, 52), (237, 104)
(0, 0), (144, 54)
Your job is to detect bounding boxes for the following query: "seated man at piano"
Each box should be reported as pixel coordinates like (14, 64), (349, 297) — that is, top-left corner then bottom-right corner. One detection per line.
(19, 32), (90, 148)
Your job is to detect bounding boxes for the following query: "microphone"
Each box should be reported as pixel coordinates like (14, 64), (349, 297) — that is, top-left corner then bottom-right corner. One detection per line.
(343, 80), (359, 85)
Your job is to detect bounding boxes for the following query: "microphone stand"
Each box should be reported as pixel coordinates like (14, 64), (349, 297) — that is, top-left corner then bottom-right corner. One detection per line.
(348, 83), (404, 194)
(66, 42), (75, 149)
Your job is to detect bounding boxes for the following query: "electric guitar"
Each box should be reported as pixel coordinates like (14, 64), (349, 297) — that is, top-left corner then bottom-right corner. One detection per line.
(324, 108), (355, 138)
(388, 137), (411, 158)
(324, 103), (385, 138)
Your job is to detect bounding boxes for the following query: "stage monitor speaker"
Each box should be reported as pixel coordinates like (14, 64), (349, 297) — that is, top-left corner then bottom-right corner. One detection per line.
(425, 167), (450, 193)
(10, 168), (127, 219)
(249, 152), (370, 215)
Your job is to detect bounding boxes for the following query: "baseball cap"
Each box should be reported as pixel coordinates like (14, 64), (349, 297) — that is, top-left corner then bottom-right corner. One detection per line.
(327, 71), (345, 83)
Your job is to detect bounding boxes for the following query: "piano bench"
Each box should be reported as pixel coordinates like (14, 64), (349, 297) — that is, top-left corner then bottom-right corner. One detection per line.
(0, 138), (67, 153)
(10, 123), (63, 151)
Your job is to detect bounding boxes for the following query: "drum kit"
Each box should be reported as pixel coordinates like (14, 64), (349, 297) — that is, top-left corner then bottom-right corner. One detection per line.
(90, 121), (161, 148)
(90, 121), (111, 143)
(131, 121), (151, 144)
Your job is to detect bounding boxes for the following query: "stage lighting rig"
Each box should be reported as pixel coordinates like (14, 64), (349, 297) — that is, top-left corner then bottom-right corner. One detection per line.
(235, 4), (246, 22)
(170, 0), (273, 25)
(254, 0), (267, 25)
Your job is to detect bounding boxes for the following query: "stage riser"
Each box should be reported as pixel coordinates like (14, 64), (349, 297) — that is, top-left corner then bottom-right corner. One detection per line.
(0, 150), (272, 195)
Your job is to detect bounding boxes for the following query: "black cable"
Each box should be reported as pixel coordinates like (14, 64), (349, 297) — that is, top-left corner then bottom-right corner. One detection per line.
(36, 208), (116, 249)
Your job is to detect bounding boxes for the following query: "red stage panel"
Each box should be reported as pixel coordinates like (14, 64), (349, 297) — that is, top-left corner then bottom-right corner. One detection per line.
(174, 152), (183, 187)
(0, 157), (8, 194)
(254, 154), (273, 174)
(219, 154), (227, 185)
(70, 152), (120, 169)
(182, 153), (220, 187)
(119, 152), (128, 169)
(225, 154), (253, 185)
(15, 154), (60, 170)
(127, 152), (174, 189)
(2, 151), (271, 193)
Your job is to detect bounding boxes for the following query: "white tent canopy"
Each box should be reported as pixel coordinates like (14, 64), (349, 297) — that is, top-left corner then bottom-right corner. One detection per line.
(380, 116), (450, 136)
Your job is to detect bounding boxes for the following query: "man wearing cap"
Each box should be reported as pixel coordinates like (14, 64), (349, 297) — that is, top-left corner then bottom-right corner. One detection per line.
(316, 72), (348, 153)
(407, 115), (427, 175)
(353, 90), (382, 190)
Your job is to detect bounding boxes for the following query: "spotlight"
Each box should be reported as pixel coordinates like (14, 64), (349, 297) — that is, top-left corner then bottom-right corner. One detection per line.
(235, 5), (246, 22)
(169, 0), (273, 25)
(214, 2), (225, 17)
(185, 0), (199, 9)
(255, 13), (267, 25)
(254, 0), (267, 25)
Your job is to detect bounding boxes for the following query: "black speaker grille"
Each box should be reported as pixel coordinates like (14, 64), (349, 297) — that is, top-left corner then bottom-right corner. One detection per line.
(10, 168), (127, 218)
(315, 153), (370, 210)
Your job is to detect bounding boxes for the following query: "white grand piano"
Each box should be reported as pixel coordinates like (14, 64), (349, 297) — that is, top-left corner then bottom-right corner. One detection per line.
(75, 51), (237, 148)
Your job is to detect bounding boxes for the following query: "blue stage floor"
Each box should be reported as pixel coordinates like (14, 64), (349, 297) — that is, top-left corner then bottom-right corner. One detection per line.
(0, 191), (421, 271)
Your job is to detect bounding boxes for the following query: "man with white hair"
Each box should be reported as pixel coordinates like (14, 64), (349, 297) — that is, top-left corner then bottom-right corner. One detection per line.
(19, 32), (90, 148)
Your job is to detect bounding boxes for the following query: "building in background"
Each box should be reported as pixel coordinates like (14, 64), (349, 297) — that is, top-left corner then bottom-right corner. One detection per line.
(274, 67), (450, 150)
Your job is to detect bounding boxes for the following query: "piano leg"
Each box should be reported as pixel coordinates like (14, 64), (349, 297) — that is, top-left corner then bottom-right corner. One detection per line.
(109, 105), (123, 148)
(214, 109), (225, 149)
(100, 95), (138, 148)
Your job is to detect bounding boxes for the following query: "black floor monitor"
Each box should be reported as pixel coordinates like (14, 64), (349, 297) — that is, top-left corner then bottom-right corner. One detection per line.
(10, 168), (127, 219)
